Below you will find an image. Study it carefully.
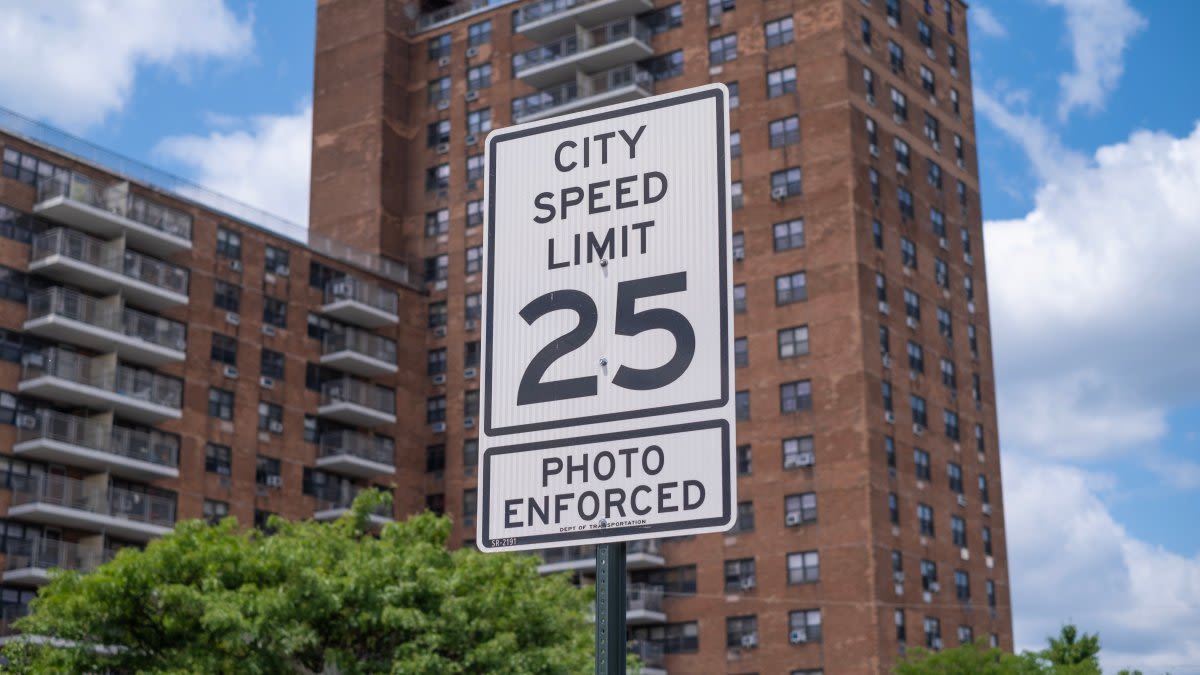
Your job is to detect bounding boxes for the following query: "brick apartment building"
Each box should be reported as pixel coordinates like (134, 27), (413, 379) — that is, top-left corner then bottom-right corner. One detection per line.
(0, 0), (1010, 672)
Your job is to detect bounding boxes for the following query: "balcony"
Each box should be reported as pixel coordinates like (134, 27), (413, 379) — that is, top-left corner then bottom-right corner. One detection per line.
(628, 640), (666, 675)
(312, 486), (394, 525)
(2, 538), (114, 586)
(33, 173), (192, 255)
(28, 228), (189, 310)
(514, 0), (654, 42)
(14, 410), (179, 481)
(8, 475), (175, 542)
(626, 583), (666, 625)
(513, 64), (653, 124)
(319, 327), (398, 377)
(18, 348), (183, 424)
(514, 18), (653, 88)
(317, 430), (396, 478)
(321, 276), (399, 328)
(24, 288), (186, 366)
(537, 538), (664, 575)
(318, 377), (396, 427)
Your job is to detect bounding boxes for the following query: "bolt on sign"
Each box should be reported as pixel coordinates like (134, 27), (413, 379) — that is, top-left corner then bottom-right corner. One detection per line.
(477, 84), (736, 552)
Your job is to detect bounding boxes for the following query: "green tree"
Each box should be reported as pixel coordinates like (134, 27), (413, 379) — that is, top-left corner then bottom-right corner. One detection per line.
(894, 639), (1045, 675)
(1041, 624), (1101, 674)
(1, 491), (594, 674)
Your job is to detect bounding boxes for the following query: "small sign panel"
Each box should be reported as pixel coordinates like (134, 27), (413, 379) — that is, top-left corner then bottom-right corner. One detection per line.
(478, 85), (735, 552)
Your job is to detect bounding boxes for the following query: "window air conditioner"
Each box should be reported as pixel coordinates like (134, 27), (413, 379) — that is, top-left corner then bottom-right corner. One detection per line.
(437, 100), (450, 111)
(771, 186), (788, 202)
(926, 47), (936, 59)
(882, 354), (892, 368)
(228, 259), (241, 272)
(887, 16), (898, 28)
(866, 92), (876, 105)
(913, 423), (925, 435)
(466, 134), (478, 145)
(893, 570), (905, 583)
(433, 325), (448, 337)
(223, 365), (238, 379)
(431, 421), (447, 433)
(740, 575), (756, 590)
(464, 367), (477, 379)
(932, 637), (943, 650)
(466, 47), (479, 58)
(226, 312), (240, 326)
(432, 373), (447, 385)
(785, 512), (802, 526)
(740, 633), (758, 649)
(708, 12), (721, 27)
(932, 141), (942, 153)
(790, 630), (805, 645)
(929, 581), (940, 592)
(465, 319), (478, 331)
(957, 494), (967, 507)
(885, 410), (895, 424)
(266, 475), (283, 488)
(276, 265), (289, 277)
(784, 455), (803, 469)
(879, 301), (889, 314)
(260, 376), (275, 389)
(16, 414), (37, 430)
(938, 237), (948, 249)
(906, 316), (918, 329)
(437, 143), (449, 155)
(967, 301), (976, 314)
(262, 325), (276, 337)
(869, 143), (879, 157)
(438, 56), (450, 67)
(893, 112), (905, 125)
(982, 503), (992, 515)
(733, 249), (744, 261)
(464, 417), (476, 429)
(896, 162), (908, 175)
(466, 91), (479, 102)
(796, 451), (815, 467)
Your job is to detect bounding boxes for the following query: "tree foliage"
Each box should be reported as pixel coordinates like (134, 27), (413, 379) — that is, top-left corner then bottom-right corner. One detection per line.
(1, 491), (594, 674)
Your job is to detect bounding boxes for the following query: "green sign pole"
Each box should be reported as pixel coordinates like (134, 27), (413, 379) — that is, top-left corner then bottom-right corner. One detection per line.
(595, 542), (627, 675)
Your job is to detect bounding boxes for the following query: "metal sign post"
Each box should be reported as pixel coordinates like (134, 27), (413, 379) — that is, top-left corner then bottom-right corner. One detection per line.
(594, 542), (627, 675)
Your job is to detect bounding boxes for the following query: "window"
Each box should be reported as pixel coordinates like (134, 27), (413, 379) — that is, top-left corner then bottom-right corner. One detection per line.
(708, 0), (734, 15)
(957, 179), (969, 212)
(262, 297), (287, 328)
(426, 444), (446, 473)
(464, 389), (480, 417)
(968, 324), (978, 358)
(928, 160), (943, 190)
(785, 492), (817, 525)
(908, 445), (936, 485)
(895, 137), (911, 172)
(773, 218), (805, 251)
(424, 254), (448, 283)
(264, 245), (289, 276)
(0, 329), (45, 364)
(647, 50), (683, 81)
(872, 219), (883, 249)
(918, 19), (933, 47)
(951, 88), (961, 116)
(465, 341), (481, 368)
(861, 16), (872, 45)
(630, 565), (696, 595)
(866, 117), (878, 150)
(864, 66), (876, 101)
(466, 200), (483, 228)
(213, 280), (240, 313)
(734, 337), (748, 368)
(261, 348), (285, 380)
(972, 373), (982, 404)
(789, 609), (822, 643)
(258, 402), (283, 433)
(731, 181), (743, 209)
(786, 551), (820, 584)
(900, 237), (917, 268)
(205, 444), (232, 476)
(979, 475), (990, 504)
(732, 232), (744, 260)
(964, 276), (975, 304)
(924, 617), (942, 649)
(730, 131), (741, 158)
(938, 307), (953, 338)
(303, 415), (318, 443)
(887, 0), (902, 23)
(466, 154), (484, 184)
(767, 66), (797, 98)
(305, 363), (334, 392)
(465, 246), (482, 275)
(976, 423), (986, 454)
(955, 570), (970, 601)
(921, 559), (938, 591)
(934, 259), (949, 289)
(203, 499), (229, 525)
(733, 284), (746, 312)
(727, 81), (739, 108)
(924, 111), (940, 143)
(466, 109), (492, 137)
(769, 115), (800, 148)
(427, 396), (447, 423)
(736, 390), (750, 420)
(891, 88), (908, 120)
(736, 444), (752, 475)
(0, 205), (44, 244)
(465, 293), (482, 321)
(880, 325), (890, 356)
(726, 615), (758, 648)
(958, 625), (974, 645)
(783, 436), (813, 467)
(889, 492), (899, 524)
(255, 456), (281, 487)
(734, 501), (754, 532)
(771, 167), (802, 197)
(986, 579), (996, 608)
(426, 493), (445, 515)
(709, 33), (737, 65)
(882, 380), (893, 413)
(944, 410), (960, 441)
(467, 64), (492, 90)
(775, 271), (807, 304)
(429, 301), (448, 328)
(904, 288), (920, 320)
(918, 503), (935, 536)
(948, 42), (958, 70)
(983, 525), (993, 556)
(907, 341), (924, 373)
(888, 40), (905, 72)
(896, 609), (907, 643)
(462, 489), (477, 525)
(951, 515), (966, 547)
(898, 186), (914, 219)
(780, 380), (812, 413)
(630, 622), (699, 654)
(765, 16), (795, 48)
(425, 209), (449, 237)
(920, 65), (936, 95)
(428, 34), (450, 60)
(428, 349), (447, 376)
(2, 148), (67, 187)
(885, 436), (896, 469)
(427, 119), (451, 148)
(724, 559), (756, 592)
(954, 133), (965, 166)
(464, 439), (479, 468)
(869, 167), (880, 203)
(911, 394), (928, 427)
(426, 164), (449, 191)
(643, 3), (682, 34)
(210, 333), (237, 366)
(778, 325), (810, 358)
(467, 19), (491, 47)
(428, 77), (451, 104)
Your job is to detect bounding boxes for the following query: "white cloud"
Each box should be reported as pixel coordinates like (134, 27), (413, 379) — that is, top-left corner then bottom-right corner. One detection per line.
(154, 103), (312, 229)
(971, 6), (1008, 38)
(0, 0), (253, 132)
(974, 88), (1085, 181)
(1045, 0), (1146, 120)
(1004, 455), (1200, 674)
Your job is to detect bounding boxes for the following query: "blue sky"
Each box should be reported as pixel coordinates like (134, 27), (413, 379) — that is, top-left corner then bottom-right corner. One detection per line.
(0, 0), (1197, 672)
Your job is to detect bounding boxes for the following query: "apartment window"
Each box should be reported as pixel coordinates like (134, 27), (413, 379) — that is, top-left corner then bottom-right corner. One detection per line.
(467, 64), (492, 90)
(464, 389), (480, 418)
(466, 108), (492, 137)
(1, 148), (67, 186)
(303, 416), (318, 443)
(732, 232), (745, 260)
(951, 515), (966, 547)
(203, 499), (229, 525)
(872, 219), (883, 249)
(210, 333), (237, 366)
(785, 492), (817, 525)
(427, 119), (451, 148)
(780, 380), (812, 413)
(726, 615), (758, 648)
(904, 288), (920, 320)
(724, 559), (756, 592)
(787, 551), (820, 584)
(465, 246), (482, 275)
(425, 209), (449, 238)
(882, 381), (894, 414)
(736, 444), (752, 475)
(920, 66), (936, 95)
(305, 363), (335, 392)
(631, 565), (696, 596)
(914, 449), (931, 481)
(309, 261), (339, 290)
(465, 341), (481, 368)
(629, 622), (699, 654)
(911, 394), (928, 427)
(424, 254), (449, 283)
(262, 297), (286, 329)
(255, 456), (281, 487)
(975, 423), (986, 453)
(918, 19), (933, 47)
(733, 284), (746, 312)
(465, 293), (482, 321)
(773, 218), (805, 251)
(888, 40), (905, 72)
(958, 625), (974, 645)
(955, 570), (970, 601)
(869, 168), (880, 203)
(954, 134), (965, 166)
(0, 205), (44, 244)
(428, 77), (451, 104)
(429, 301), (448, 328)
(426, 164), (450, 191)
(767, 66), (797, 98)
(941, 358), (956, 389)
(708, 0), (734, 15)
(0, 330), (45, 364)
(428, 34), (450, 60)
(948, 42), (958, 70)
(775, 271), (807, 304)
(647, 50), (684, 81)
(938, 307), (953, 338)
(986, 579), (996, 608)
(731, 181), (743, 209)
(918, 503), (935, 536)
(942, 409), (960, 441)
(924, 617), (942, 649)
(734, 501), (754, 532)
(730, 131), (741, 158)
(866, 117), (878, 150)
(898, 186), (914, 219)
(896, 609), (907, 643)
(979, 475), (990, 504)
(895, 137), (911, 172)
(765, 16), (795, 48)
(466, 154), (485, 184)
(921, 559), (938, 591)
(929, 208), (947, 240)
(778, 325), (809, 358)
(950, 88), (961, 116)
(885, 436), (896, 469)
(643, 3), (682, 34)
(900, 237), (917, 268)
(887, 0), (902, 23)
(261, 348), (285, 380)
(771, 167), (802, 197)
(983, 526), (993, 556)
(889, 492), (899, 524)
(928, 160), (943, 190)
(861, 16), (872, 45)
(968, 324), (978, 357)
(709, 33), (737, 65)
(427, 349), (447, 376)
(924, 111), (940, 143)
(789, 610), (822, 644)
(783, 436), (813, 467)
(205, 443), (232, 476)
(735, 390), (750, 420)
(426, 493), (445, 515)
(425, 444), (446, 473)
(462, 489), (478, 525)
(427, 396), (447, 423)
(864, 66), (876, 101)
(727, 81), (739, 108)
(463, 439), (479, 469)
(964, 276), (975, 304)
(907, 341), (924, 373)
(258, 402), (283, 433)
(972, 373), (982, 404)
(880, 325), (890, 356)
(770, 115), (800, 148)
(213, 280), (240, 313)
(891, 88), (908, 120)
(734, 337), (748, 368)
(264, 245), (289, 275)
(467, 19), (491, 47)
(466, 200), (483, 228)
(957, 179), (969, 211)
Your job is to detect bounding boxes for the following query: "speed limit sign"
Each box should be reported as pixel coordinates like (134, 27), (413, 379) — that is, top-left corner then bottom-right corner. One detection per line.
(477, 85), (736, 552)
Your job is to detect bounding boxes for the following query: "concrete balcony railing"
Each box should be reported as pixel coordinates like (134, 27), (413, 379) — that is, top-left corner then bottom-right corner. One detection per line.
(312, 485), (394, 525)
(14, 409), (180, 481)
(318, 377), (396, 427)
(34, 172), (192, 255)
(512, 63), (654, 123)
(514, 17), (653, 88)
(8, 474), (175, 542)
(25, 287), (186, 366)
(18, 348), (183, 424)
(2, 538), (114, 586)
(317, 430), (396, 478)
(537, 538), (665, 574)
(320, 327), (398, 377)
(29, 228), (189, 309)
(514, 0), (653, 41)
(322, 276), (399, 328)
(626, 583), (666, 625)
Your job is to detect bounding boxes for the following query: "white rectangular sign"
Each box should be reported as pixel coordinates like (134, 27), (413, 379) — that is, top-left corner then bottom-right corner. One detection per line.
(478, 84), (735, 552)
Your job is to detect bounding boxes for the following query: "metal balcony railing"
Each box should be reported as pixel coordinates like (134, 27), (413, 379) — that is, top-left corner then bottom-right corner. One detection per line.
(0, 604), (28, 637)
(320, 378), (396, 416)
(322, 327), (397, 365)
(628, 640), (665, 669)
(313, 485), (393, 517)
(514, 63), (652, 119)
(323, 276), (399, 316)
(513, 0), (606, 27)
(540, 538), (662, 565)
(627, 583), (664, 613)
(9, 474), (176, 528)
(318, 430), (396, 467)
(17, 409), (180, 468)
(21, 348), (184, 410)
(27, 288), (187, 352)
(30, 228), (190, 296)
(36, 172), (193, 241)
(4, 537), (114, 574)
(514, 17), (651, 74)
